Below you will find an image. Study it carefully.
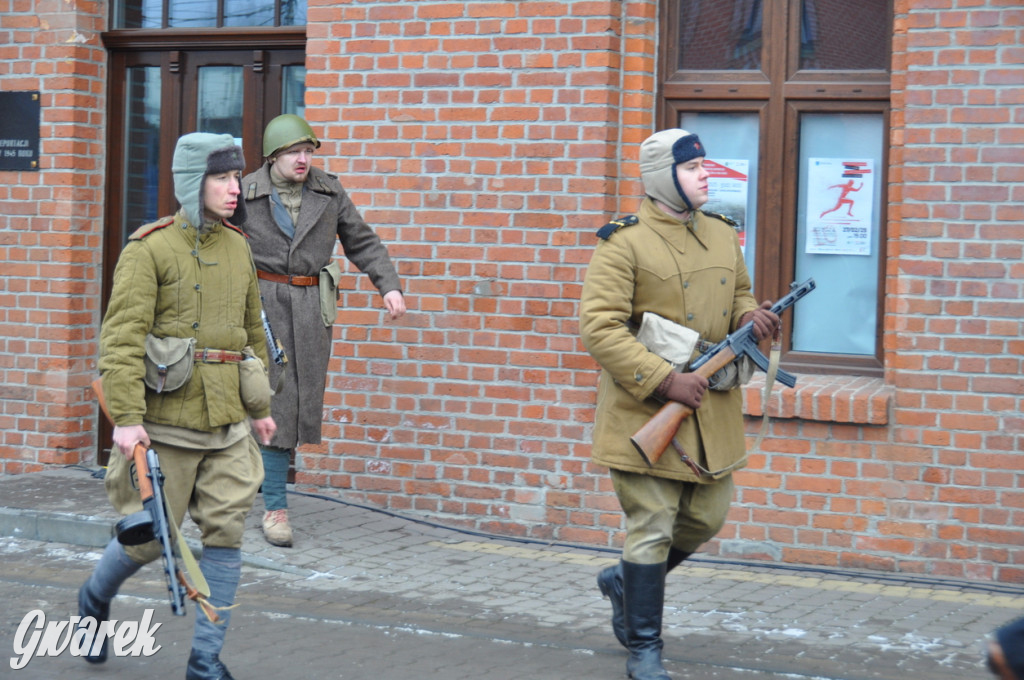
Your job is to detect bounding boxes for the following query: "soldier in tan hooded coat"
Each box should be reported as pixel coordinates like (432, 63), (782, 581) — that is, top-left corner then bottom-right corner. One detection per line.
(580, 129), (780, 680)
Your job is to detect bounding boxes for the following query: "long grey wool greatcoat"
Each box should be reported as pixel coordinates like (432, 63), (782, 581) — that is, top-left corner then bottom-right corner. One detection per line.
(241, 163), (402, 448)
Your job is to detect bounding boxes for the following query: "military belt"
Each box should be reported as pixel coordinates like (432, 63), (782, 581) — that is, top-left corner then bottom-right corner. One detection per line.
(257, 270), (318, 286)
(193, 349), (245, 363)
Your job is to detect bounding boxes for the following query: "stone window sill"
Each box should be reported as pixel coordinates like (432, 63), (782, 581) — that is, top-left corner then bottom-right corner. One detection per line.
(741, 373), (891, 425)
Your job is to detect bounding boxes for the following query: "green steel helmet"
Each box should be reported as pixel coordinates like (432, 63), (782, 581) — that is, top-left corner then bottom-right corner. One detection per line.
(262, 114), (321, 158)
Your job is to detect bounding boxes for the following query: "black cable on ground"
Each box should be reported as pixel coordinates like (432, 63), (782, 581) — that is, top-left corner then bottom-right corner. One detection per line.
(287, 488), (1024, 597)
(59, 464), (1024, 596)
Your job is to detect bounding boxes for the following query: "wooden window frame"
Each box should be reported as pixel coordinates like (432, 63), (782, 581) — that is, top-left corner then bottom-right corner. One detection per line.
(659, 0), (891, 377)
(97, 26), (305, 465)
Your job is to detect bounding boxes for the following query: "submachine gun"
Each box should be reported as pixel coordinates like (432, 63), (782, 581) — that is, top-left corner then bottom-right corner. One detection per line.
(629, 278), (817, 466)
(92, 378), (218, 621)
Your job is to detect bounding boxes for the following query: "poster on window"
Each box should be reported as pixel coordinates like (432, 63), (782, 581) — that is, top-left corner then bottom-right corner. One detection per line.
(704, 159), (749, 251)
(805, 158), (874, 256)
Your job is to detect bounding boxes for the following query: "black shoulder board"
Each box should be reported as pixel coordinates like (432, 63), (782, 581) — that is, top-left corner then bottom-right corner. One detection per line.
(700, 210), (738, 228)
(596, 214), (638, 240)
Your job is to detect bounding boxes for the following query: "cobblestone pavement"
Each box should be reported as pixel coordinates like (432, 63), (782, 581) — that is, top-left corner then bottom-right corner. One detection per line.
(1, 468), (1019, 679)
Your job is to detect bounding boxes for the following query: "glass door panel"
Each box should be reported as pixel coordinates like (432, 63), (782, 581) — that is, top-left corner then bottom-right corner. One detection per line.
(282, 65), (306, 117)
(122, 65), (162, 244)
(679, 111), (761, 285)
(198, 66), (245, 144)
(793, 112), (884, 355)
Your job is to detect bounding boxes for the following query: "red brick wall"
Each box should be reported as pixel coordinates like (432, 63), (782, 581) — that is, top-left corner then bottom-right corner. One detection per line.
(297, 0), (658, 545)
(0, 0), (106, 472)
(877, 0), (1024, 580)
(719, 0), (1023, 582)
(1, 0), (1021, 583)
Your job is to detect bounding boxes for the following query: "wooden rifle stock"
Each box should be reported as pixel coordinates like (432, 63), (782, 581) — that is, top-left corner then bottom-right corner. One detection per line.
(629, 346), (739, 467)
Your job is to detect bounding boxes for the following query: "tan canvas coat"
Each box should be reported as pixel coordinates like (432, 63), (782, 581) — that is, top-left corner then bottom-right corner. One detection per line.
(241, 163), (401, 448)
(99, 211), (271, 431)
(579, 199), (759, 482)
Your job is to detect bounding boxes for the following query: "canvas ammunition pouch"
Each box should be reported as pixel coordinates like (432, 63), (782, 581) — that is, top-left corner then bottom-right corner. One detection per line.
(143, 335), (196, 394)
(238, 345), (272, 413)
(635, 312), (754, 392)
(319, 260), (343, 327)
(635, 312), (700, 370)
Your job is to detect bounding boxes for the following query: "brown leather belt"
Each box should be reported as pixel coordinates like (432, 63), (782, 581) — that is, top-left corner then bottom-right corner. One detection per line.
(257, 270), (318, 286)
(194, 349), (245, 363)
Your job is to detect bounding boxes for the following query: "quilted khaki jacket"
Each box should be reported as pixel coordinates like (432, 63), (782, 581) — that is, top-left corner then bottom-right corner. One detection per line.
(99, 211), (271, 431)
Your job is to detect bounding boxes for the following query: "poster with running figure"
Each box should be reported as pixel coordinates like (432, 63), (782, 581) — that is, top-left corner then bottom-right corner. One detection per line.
(805, 158), (875, 256)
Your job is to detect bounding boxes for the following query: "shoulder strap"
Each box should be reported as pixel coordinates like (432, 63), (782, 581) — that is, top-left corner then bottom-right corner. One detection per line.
(596, 214), (638, 240)
(699, 210), (738, 228)
(128, 216), (175, 241)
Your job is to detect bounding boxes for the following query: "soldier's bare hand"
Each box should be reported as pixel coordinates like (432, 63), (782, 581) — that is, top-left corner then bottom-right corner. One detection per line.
(251, 416), (277, 445)
(383, 290), (406, 320)
(112, 424), (150, 460)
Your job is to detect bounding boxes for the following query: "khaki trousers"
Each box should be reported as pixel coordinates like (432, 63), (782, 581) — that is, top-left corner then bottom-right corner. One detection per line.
(610, 469), (734, 565)
(105, 435), (264, 564)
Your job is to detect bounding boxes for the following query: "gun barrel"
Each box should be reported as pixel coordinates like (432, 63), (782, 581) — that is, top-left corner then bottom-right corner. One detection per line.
(771, 278), (816, 315)
(145, 448), (188, 616)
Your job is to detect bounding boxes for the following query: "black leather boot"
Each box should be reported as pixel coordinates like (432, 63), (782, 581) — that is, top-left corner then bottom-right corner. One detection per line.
(77, 583), (111, 664)
(186, 649), (236, 680)
(597, 561), (628, 647)
(598, 549), (691, 649)
(623, 560), (671, 680)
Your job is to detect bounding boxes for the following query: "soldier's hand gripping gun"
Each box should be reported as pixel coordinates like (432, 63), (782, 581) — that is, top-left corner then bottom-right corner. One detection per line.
(115, 444), (189, 616)
(261, 299), (288, 367)
(629, 278), (816, 467)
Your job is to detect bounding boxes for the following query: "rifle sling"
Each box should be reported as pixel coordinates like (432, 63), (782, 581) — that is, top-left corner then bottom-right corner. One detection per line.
(162, 492), (211, 600)
(749, 338), (782, 456)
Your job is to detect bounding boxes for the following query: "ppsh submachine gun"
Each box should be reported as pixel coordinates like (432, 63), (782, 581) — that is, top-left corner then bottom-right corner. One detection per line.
(630, 278), (816, 467)
(92, 378), (220, 622)
(261, 298), (288, 367)
(115, 443), (190, 616)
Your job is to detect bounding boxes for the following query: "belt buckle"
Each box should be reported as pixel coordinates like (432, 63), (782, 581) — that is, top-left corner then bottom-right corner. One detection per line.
(201, 348), (210, 363)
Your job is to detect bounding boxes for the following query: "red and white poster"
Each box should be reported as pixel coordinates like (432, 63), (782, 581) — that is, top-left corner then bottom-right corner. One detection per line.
(805, 158), (875, 256)
(704, 159), (749, 250)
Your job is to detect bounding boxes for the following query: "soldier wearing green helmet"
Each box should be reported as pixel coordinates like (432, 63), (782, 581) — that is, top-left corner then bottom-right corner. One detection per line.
(261, 113), (321, 158)
(240, 114), (406, 548)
